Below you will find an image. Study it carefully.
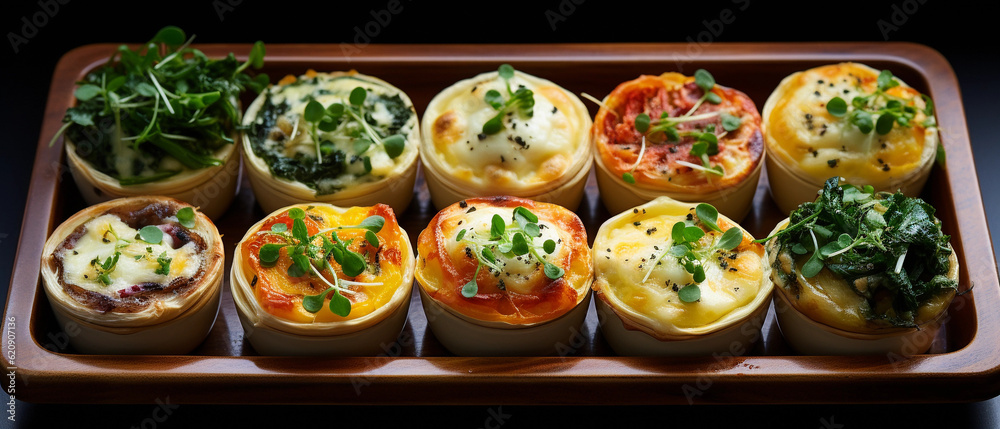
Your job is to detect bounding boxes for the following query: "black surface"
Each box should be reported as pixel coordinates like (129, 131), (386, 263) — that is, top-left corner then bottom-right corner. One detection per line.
(2, 1), (998, 428)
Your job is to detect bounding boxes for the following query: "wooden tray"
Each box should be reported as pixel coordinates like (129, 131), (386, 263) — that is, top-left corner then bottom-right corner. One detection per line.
(5, 42), (999, 405)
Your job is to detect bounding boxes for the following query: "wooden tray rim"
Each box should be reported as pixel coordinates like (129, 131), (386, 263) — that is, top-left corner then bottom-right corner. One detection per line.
(4, 41), (1000, 405)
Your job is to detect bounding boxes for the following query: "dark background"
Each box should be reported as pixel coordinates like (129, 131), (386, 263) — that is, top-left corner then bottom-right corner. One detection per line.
(2, 0), (998, 427)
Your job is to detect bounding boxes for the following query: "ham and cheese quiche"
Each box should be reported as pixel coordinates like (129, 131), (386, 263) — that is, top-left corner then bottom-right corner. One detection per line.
(591, 197), (772, 356)
(414, 196), (593, 356)
(242, 70), (420, 214)
(40, 196), (224, 354)
(231, 203), (414, 356)
(762, 62), (938, 214)
(592, 71), (764, 220)
(420, 65), (592, 211)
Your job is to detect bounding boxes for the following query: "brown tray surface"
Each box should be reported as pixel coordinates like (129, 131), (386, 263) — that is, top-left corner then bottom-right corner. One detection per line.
(4, 42), (999, 405)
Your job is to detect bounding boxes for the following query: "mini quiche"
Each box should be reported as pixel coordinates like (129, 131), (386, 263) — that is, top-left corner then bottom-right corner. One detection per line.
(592, 197), (772, 356)
(40, 196), (224, 354)
(765, 177), (959, 355)
(242, 70), (420, 214)
(231, 203), (414, 356)
(762, 62), (939, 214)
(414, 196), (593, 356)
(592, 70), (764, 220)
(420, 65), (592, 211)
(57, 27), (265, 220)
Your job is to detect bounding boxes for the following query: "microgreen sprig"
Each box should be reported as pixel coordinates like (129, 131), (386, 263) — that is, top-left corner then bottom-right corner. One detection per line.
(641, 203), (744, 303)
(454, 206), (561, 298)
(257, 207), (387, 317)
(154, 252), (172, 276)
(826, 69), (935, 136)
(176, 207), (196, 228)
(481, 64), (536, 135)
(303, 86), (406, 165)
(622, 69), (741, 183)
(91, 252), (121, 286)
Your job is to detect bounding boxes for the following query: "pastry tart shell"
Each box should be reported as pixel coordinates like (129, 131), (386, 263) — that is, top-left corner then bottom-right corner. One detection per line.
(230, 203), (415, 356)
(40, 196), (225, 354)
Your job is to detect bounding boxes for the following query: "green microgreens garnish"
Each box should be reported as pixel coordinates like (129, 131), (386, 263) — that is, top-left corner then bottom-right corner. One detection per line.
(256, 207), (387, 317)
(641, 203), (745, 303)
(91, 251), (122, 286)
(154, 252), (172, 276)
(756, 176), (957, 327)
(176, 207), (196, 228)
(623, 69), (741, 183)
(302, 86), (407, 165)
(48, 26), (267, 186)
(102, 225), (133, 251)
(138, 225), (163, 244)
(454, 206), (561, 298)
(825, 69), (936, 138)
(481, 64), (536, 135)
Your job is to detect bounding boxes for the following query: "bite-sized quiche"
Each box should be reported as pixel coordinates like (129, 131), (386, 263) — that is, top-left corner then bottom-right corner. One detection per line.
(40, 196), (224, 354)
(421, 65), (592, 211)
(762, 62), (939, 214)
(591, 197), (772, 356)
(231, 203), (414, 355)
(242, 70), (420, 214)
(55, 26), (265, 220)
(592, 70), (764, 219)
(764, 177), (958, 355)
(414, 196), (593, 356)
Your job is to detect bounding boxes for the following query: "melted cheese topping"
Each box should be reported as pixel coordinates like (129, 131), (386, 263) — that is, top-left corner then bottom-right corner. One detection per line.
(246, 70), (418, 194)
(422, 70), (591, 192)
(57, 214), (202, 298)
(592, 197), (769, 337)
(240, 204), (409, 324)
(763, 62), (937, 190)
(415, 196), (593, 325)
(593, 73), (764, 193)
(767, 220), (958, 333)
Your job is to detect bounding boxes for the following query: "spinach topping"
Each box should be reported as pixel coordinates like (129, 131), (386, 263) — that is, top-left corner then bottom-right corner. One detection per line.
(249, 93), (348, 195)
(762, 177), (957, 327)
(51, 26), (267, 185)
(247, 79), (414, 196)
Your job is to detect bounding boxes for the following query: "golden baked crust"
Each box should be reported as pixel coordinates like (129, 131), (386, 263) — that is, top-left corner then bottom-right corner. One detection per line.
(415, 196), (592, 325)
(762, 62), (936, 191)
